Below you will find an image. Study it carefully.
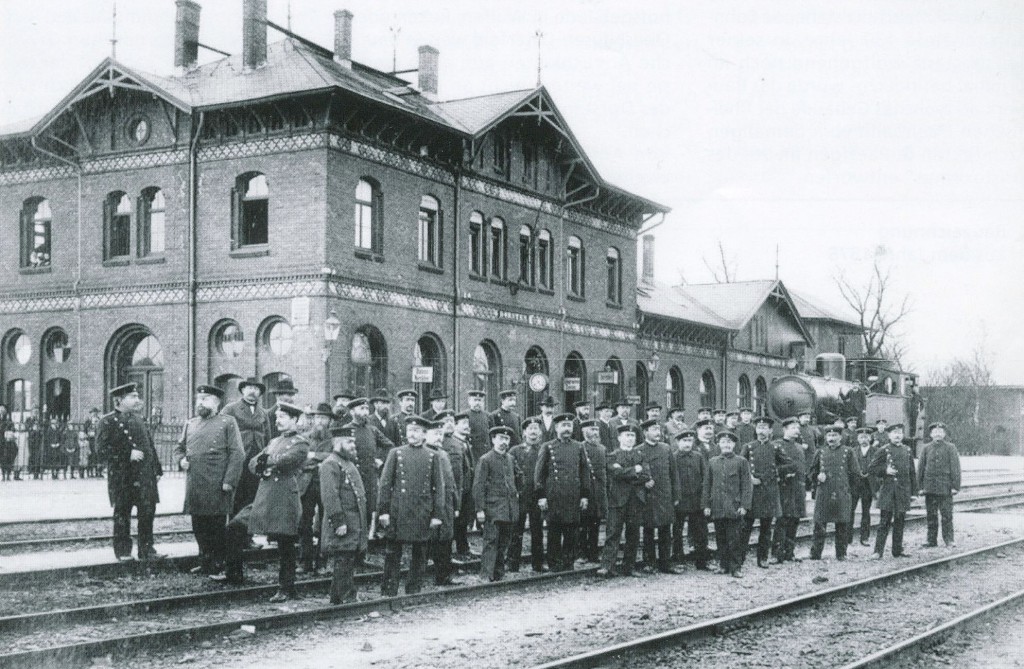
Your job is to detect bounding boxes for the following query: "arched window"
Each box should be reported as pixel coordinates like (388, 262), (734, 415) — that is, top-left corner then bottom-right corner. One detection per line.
(5, 379), (33, 421)
(737, 374), (752, 409)
(666, 366), (683, 411)
(413, 333), (446, 411)
(43, 328), (70, 363)
(5, 330), (32, 365)
(417, 195), (442, 268)
(260, 372), (292, 409)
(106, 326), (164, 421)
(754, 376), (768, 416)
(468, 211), (486, 277)
(562, 351), (587, 410)
(354, 178), (383, 254)
(139, 187), (165, 256)
(259, 317), (292, 357)
(567, 235), (585, 298)
(519, 225), (535, 286)
(350, 325), (388, 399)
(602, 356), (625, 404)
(489, 217), (507, 279)
(473, 340), (502, 411)
(44, 378), (71, 420)
(635, 362), (649, 410)
(700, 369), (717, 410)
(232, 172), (269, 248)
(214, 373), (244, 404)
(537, 229), (553, 290)
(104, 191), (132, 259)
(211, 320), (245, 359)
(20, 197), (51, 268)
(606, 247), (621, 305)
(524, 346), (550, 417)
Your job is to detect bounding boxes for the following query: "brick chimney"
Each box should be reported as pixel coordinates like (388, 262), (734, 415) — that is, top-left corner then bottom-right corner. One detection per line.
(334, 10), (353, 68)
(174, 0), (201, 71)
(242, 0), (267, 71)
(418, 45), (439, 99)
(641, 234), (655, 286)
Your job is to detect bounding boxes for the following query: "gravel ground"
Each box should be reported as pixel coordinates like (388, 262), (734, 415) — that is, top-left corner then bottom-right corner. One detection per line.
(0, 514), (191, 544)
(930, 599), (1024, 668)
(117, 512), (1023, 669)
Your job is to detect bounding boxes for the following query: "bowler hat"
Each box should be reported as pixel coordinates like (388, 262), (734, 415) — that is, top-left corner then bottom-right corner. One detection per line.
(272, 378), (298, 395)
(238, 377), (266, 394)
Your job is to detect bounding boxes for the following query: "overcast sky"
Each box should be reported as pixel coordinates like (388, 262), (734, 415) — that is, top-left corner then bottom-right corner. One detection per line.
(2, 0), (1022, 382)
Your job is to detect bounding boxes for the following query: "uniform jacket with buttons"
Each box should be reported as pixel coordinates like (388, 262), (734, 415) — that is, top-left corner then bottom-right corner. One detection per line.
(99, 410), (161, 508)
(466, 409), (492, 461)
(605, 447), (650, 523)
(489, 408), (523, 446)
(297, 434), (333, 496)
(702, 453), (753, 520)
(581, 440), (608, 520)
(672, 448), (706, 513)
(870, 442), (917, 513)
(777, 437), (808, 518)
(377, 442), (446, 542)
(534, 437), (593, 525)
(739, 439), (795, 519)
(529, 414), (559, 443)
(473, 448), (521, 523)
(173, 413), (245, 516)
(810, 443), (860, 524)
(428, 444), (459, 541)
(319, 452), (367, 554)
(640, 440), (677, 527)
(221, 400), (272, 505)
(509, 440), (543, 511)
(351, 418), (394, 507)
(851, 442), (879, 498)
(918, 439), (962, 496)
(246, 431), (309, 536)
(442, 435), (473, 501)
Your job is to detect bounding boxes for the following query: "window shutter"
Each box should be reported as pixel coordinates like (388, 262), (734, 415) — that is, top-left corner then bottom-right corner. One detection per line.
(230, 186), (241, 250)
(102, 197), (112, 260)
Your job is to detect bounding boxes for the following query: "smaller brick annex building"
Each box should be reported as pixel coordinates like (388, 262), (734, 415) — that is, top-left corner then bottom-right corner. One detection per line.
(0, 1), (866, 424)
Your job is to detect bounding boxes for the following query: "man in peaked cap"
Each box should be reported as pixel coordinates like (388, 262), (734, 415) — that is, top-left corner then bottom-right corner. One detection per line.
(99, 383), (163, 561)
(638, 418), (678, 574)
(449, 411), (477, 561)
(425, 417), (461, 586)
(420, 388), (449, 422)
(644, 403), (663, 422)
(489, 390), (523, 446)
(772, 416), (808, 563)
(702, 430), (751, 577)
(318, 424), (367, 605)
(712, 409), (727, 428)
(267, 378), (299, 439)
(850, 427), (879, 546)
(466, 389), (492, 463)
(331, 390), (356, 428)
(736, 408), (756, 446)
(388, 389), (419, 446)
(808, 425), (860, 561)
(174, 385), (245, 577)
(369, 390), (400, 448)
(577, 419), (608, 563)
(595, 403), (617, 451)
(221, 378), (273, 525)
(474, 425), (521, 582)
(869, 423), (916, 559)
(531, 395), (559, 443)
(696, 407), (713, 423)
(347, 397), (394, 525)
(671, 429), (709, 569)
(737, 416), (794, 569)
(535, 413), (592, 571)
(508, 417), (548, 572)
(296, 403), (335, 574)
(694, 418), (719, 460)
(598, 423), (650, 577)
(918, 421), (961, 548)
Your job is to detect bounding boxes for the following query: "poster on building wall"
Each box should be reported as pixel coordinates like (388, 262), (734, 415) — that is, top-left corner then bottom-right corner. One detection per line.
(412, 366), (434, 383)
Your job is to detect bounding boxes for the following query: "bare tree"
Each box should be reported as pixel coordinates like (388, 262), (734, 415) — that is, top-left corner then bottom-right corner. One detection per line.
(835, 259), (912, 363)
(702, 241), (738, 283)
(922, 344), (1004, 454)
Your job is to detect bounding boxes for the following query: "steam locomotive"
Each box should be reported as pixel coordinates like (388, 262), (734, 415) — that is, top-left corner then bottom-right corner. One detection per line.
(768, 353), (925, 445)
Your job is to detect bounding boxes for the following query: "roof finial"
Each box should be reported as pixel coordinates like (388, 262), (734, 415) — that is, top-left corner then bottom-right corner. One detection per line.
(389, 22), (401, 74)
(775, 243), (780, 281)
(110, 0), (118, 59)
(287, 0), (292, 31)
(535, 29), (544, 87)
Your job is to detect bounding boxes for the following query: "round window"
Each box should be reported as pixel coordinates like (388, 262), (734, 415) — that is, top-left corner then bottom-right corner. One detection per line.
(216, 323), (245, 358)
(266, 321), (293, 356)
(127, 116), (151, 146)
(8, 333), (31, 365)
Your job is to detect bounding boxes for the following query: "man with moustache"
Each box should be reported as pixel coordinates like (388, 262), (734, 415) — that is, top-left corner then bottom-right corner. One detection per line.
(809, 425), (860, 561)
(703, 430), (752, 578)
(369, 390), (401, 448)
(772, 417), (808, 563)
(662, 407), (689, 444)
(420, 389), (449, 422)
(595, 403), (617, 451)
(425, 417), (461, 586)
(531, 396), (559, 443)
(870, 423), (917, 559)
(849, 427), (879, 546)
(221, 378), (273, 521)
(387, 390), (419, 446)
(449, 412), (477, 561)
(534, 414), (592, 571)
(735, 407), (757, 446)
(465, 390), (492, 463)
(490, 390), (523, 445)
(918, 421), (962, 548)
(508, 417), (547, 572)
(571, 401), (592, 441)
(577, 420), (608, 564)
(347, 397), (394, 521)
(638, 419), (678, 574)
(738, 416), (793, 568)
(671, 429), (710, 569)
(597, 425), (650, 577)
(474, 425), (521, 582)
(318, 425), (367, 604)
(296, 403), (334, 574)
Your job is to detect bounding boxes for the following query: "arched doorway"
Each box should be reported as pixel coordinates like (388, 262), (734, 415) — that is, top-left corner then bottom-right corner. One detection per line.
(562, 351), (587, 410)
(107, 325), (164, 422)
(473, 340), (502, 411)
(524, 346), (549, 417)
(699, 369), (716, 410)
(350, 325), (389, 399)
(413, 333), (446, 412)
(737, 374), (752, 409)
(635, 362), (649, 410)
(601, 357), (625, 404)
(43, 378), (71, 420)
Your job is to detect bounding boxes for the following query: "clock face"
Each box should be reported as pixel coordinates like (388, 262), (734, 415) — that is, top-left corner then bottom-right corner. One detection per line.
(128, 117), (150, 145)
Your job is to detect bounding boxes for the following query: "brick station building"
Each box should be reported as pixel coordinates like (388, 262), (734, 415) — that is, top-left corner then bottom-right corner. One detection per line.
(0, 1), (864, 426)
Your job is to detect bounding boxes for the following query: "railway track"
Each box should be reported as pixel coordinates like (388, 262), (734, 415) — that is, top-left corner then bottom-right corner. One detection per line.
(1, 496), (1017, 669)
(526, 536), (1024, 669)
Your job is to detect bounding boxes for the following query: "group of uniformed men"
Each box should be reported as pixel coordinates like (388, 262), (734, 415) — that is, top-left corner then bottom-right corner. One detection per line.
(99, 377), (963, 604)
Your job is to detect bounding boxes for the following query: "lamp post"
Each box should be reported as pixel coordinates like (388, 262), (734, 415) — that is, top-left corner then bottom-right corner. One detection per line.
(323, 309), (341, 400)
(646, 351), (661, 374)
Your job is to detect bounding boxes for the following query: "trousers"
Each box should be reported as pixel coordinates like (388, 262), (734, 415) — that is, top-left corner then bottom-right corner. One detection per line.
(601, 508), (640, 574)
(382, 540), (426, 596)
(875, 510), (906, 556)
(771, 516), (800, 560)
(714, 517), (744, 573)
(578, 517), (603, 562)
(329, 551), (360, 604)
(191, 514), (227, 571)
(672, 510), (709, 567)
(112, 492), (155, 559)
(811, 522), (849, 559)
(298, 482), (323, 568)
(743, 516), (774, 563)
(480, 520), (513, 581)
(546, 521), (579, 571)
(642, 524), (671, 569)
(925, 494), (954, 545)
(509, 505), (545, 570)
(849, 488), (873, 543)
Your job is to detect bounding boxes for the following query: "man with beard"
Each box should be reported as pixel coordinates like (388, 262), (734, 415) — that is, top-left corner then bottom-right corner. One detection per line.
(870, 423), (917, 559)
(671, 430), (709, 569)
(738, 416), (793, 568)
(535, 414), (591, 571)
(331, 391), (355, 428)
(772, 417), (808, 563)
(388, 390), (419, 446)
(489, 390), (523, 446)
(571, 401), (592, 441)
(609, 400), (636, 433)
(508, 417), (547, 572)
(319, 425), (367, 604)
(849, 427), (878, 546)
(474, 425), (520, 582)
(369, 390), (400, 448)
(644, 403), (663, 424)
(577, 420), (608, 564)
(174, 386), (244, 577)
(532, 396), (559, 443)
(809, 424), (859, 561)
(446, 412), (475, 562)
(425, 417), (461, 586)
(703, 430), (752, 578)
(347, 397), (394, 527)
(597, 425), (649, 577)
(638, 419), (678, 574)
(296, 403), (334, 574)
(221, 378), (273, 524)
(465, 390), (491, 461)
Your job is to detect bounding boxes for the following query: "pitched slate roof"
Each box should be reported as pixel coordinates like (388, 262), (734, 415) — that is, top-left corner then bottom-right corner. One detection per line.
(789, 291), (862, 328)
(430, 89), (538, 134)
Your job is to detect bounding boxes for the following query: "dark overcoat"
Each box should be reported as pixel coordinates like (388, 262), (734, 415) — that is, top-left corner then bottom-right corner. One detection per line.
(220, 400), (272, 506)
(640, 440), (677, 527)
(489, 408), (523, 445)
(605, 447), (649, 523)
(377, 443), (446, 542)
(246, 432), (309, 536)
(429, 445), (459, 541)
(810, 444), (860, 524)
(509, 441), (543, 510)
(736, 423), (757, 447)
(702, 453), (753, 520)
(297, 434), (332, 496)
(869, 443), (916, 513)
(777, 438), (807, 518)
(318, 452), (368, 554)
(351, 419), (393, 507)
(581, 440), (608, 520)
(851, 443), (879, 498)
(173, 413), (245, 515)
(473, 448), (520, 523)
(672, 448), (705, 513)
(442, 435), (473, 501)
(466, 408), (491, 458)
(596, 420), (617, 452)
(739, 439), (794, 519)
(918, 440), (962, 495)
(99, 411), (161, 507)
(534, 437), (593, 525)
(368, 411), (401, 452)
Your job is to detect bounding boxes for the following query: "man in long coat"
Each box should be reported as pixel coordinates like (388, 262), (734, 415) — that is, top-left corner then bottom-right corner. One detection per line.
(809, 425), (860, 560)
(918, 421), (962, 548)
(449, 412), (477, 560)
(849, 427), (878, 546)
(595, 404), (617, 452)
(465, 390), (492, 461)
(738, 416), (794, 568)
(386, 389), (419, 446)
(535, 413), (592, 571)
(597, 425), (650, 577)
(869, 423), (917, 559)
(224, 402), (310, 601)
(671, 430), (709, 569)
(368, 391), (401, 448)
(220, 378), (272, 518)
(489, 390), (523, 446)
(703, 430), (752, 577)
(508, 418), (547, 572)
(797, 411), (820, 491)
(577, 420), (608, 563)
(426, 416), (461, 586)
(348, 397), (395, 522)
(98, 383), (162, 561)
(638, 419), (678, 573)
(319, 425), (367, 604)
(376, 415), (445, 596)
(474, 425), (521, 582)
(296, 403), (333, 574)
(772, 417), (808, 563)
(173, 386), (244, 576)
(735, 408), (757, 446)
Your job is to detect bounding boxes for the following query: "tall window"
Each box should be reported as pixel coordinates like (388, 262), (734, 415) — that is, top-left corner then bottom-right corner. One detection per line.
(489, 217), (506, 279)
(606, 247), (621, 305)
(6, 379), (33, 421)
(522, 142), (537, 188)
(468, 211), (486, 277)
(109, 327), (165, 421)
(104, 192), (132, 259)
(567, 235), (584, 298)
(21, 198), (52, 268)
(737, 374), (752, 409)
(562, 352), (587, 410)
(754, 376), (768, 416)
(519, 225), (535, 286)
(232, 172), (269, 248)
(492, 131), (510, 176)
(635, 362), (649, 410)
(417, 195), (442, 268)
(139, 188), (165, 256)
(524, 346), (549, 417)
(350, 325), (388, 399)
(354, 178), (382, 254)
(537, 229), (553, 290)
(44, 328), (71, 363)
(699, 369), (717, 409)
(666, 366), (683, 410)
(602, 357), (624, 404)
(473, 341), (502, 410)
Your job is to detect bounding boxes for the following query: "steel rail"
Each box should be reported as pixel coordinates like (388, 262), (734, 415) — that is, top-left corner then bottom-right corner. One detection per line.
(526, 536), (1024, 669)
